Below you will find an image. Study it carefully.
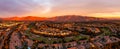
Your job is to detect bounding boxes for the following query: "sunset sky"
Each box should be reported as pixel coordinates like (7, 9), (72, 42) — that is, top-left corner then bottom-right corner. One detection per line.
(0, 0), (120, 18)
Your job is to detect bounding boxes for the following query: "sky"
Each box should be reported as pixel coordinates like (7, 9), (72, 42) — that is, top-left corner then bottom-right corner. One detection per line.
(0, 0), (120, 18)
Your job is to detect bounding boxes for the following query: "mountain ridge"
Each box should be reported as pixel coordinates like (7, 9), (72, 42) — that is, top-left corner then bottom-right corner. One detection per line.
(0, 15), (109, 22)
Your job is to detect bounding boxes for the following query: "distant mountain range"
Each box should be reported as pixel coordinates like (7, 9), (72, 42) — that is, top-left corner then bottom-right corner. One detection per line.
(0, 15), (118, 22)
(1, 16), (47, 21)
(48, 15), (105, 22)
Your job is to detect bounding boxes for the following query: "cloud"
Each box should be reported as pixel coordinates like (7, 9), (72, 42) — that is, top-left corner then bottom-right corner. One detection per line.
(0, 0), (52, 17)
(0, 0), (120, 17)
(0, 0), (33, 17)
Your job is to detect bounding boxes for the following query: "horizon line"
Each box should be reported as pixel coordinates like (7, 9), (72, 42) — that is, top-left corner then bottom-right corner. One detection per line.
(0, 15), (120, 19)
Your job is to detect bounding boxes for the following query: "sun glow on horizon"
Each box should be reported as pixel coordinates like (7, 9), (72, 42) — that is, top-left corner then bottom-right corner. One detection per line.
(89, 12), (120, 18)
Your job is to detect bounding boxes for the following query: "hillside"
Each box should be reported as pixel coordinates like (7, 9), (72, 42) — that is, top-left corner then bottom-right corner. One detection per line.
(1, 15), (105, 22)
(48, 15), (105, 22)
(2, 16), (47, 21)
